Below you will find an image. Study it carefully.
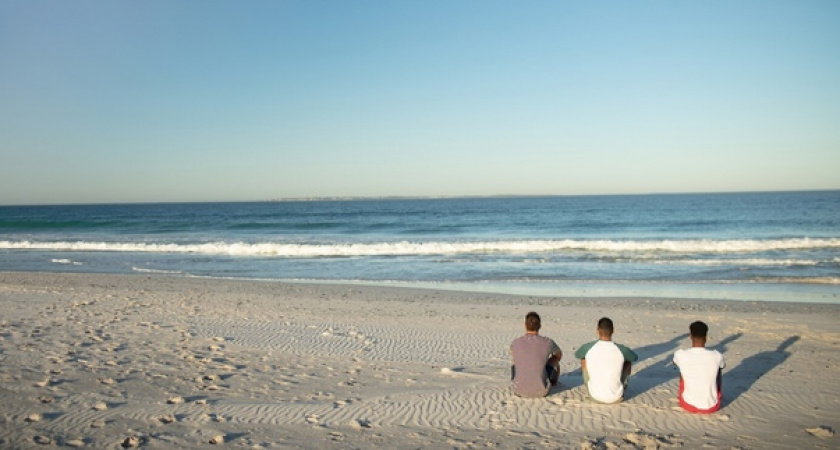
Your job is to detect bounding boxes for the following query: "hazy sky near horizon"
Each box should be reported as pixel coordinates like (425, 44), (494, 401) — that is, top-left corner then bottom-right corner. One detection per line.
(1, 1), (839, 205)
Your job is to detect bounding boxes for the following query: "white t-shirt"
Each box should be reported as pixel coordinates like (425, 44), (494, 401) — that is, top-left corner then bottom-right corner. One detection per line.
(576, 340), (638, 403)
(673, 347), (725, 410)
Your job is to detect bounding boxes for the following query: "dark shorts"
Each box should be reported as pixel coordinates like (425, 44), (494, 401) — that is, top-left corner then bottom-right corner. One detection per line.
(511, 365), (557, 381)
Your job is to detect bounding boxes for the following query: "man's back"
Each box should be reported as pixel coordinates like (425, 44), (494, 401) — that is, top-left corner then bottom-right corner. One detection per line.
(510, 334), (557, 397)
(575, 340), (637, 403)
(674, 347), (725, 410)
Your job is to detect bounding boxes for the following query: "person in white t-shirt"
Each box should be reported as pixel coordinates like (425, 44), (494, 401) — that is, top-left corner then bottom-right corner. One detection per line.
(574, 317), (638, 403)
(673, 321), (725, 413)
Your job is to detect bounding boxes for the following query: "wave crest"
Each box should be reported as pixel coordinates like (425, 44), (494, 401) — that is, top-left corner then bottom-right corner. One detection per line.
(2, 238), (838, 257)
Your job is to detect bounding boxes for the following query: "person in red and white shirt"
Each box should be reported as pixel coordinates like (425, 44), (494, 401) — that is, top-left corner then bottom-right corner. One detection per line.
(673, 321), (725, 413)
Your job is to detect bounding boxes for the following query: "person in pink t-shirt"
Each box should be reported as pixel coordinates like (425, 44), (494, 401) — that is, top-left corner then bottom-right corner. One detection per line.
(673, 321), (725, 413)
(510, 312), (563, 397)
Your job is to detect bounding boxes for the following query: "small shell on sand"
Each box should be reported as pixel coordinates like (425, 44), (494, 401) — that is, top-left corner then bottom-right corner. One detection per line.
(33, 435), (51, 445)
(121, 435), (140, 448)
(806, 426), (835, 439)
(25, 413), (42, 422)
(92, 402), (108, 411)
(90, 419), (106, 428)
(65, 438), (85, 448)
(159, 414), (177, 424)
(209, 434), (225, 445)
(351, 418), (372, 429)
(167, 396), (185, 404)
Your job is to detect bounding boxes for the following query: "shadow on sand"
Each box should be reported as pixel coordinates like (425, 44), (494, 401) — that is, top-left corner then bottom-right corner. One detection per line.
(557, 334), (691, 394)
(721, 335), (800, 407)
(626, 333), (742, 400)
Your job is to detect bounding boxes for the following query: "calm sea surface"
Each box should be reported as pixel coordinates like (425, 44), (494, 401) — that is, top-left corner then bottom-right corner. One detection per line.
(1, 192), (839, 303)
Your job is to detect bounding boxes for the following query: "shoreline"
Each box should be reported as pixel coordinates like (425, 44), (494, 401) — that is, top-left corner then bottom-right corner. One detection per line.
(281, 278), (840, 306)
(7, 268), (840, 305)
(1, 272), (838, 448)
(7, 270), (840, 312)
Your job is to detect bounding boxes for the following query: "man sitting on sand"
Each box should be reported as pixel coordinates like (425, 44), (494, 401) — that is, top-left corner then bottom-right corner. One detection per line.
(575, 317), (638, 403)
(673, 321), (725, 413)
(510, 311), (563, 397)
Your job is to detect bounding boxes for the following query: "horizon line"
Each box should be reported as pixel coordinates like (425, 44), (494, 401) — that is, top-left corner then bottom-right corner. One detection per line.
(2, 188), (839, 208)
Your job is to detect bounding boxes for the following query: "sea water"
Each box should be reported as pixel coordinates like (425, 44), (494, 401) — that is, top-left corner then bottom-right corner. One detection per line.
(1, 191), (838, 303)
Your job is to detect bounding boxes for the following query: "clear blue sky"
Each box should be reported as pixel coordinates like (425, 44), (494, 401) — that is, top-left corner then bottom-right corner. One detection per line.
(1, 1), (838, 205)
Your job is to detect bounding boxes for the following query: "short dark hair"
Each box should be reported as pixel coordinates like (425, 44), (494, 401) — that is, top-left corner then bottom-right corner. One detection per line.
(597, 317), (614, 334)
(525, 311), (541, 332)
(690, 321), (709, 338)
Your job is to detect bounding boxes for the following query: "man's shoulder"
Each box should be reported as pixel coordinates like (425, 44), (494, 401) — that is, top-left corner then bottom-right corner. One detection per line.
(512, 333), (552, 346)
(684, 347), (722, 355)
(704, 347), (725, 360)
(574, 340), (599, 359)
(615, 342), (639, 361)
(675, 347), (724, 360)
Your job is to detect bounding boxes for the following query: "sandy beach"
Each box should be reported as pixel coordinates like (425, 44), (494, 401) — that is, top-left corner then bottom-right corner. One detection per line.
(1, 272), (838, 449)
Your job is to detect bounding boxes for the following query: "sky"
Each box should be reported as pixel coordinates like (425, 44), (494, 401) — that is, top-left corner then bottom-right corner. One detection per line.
(1, 1), (839, 205)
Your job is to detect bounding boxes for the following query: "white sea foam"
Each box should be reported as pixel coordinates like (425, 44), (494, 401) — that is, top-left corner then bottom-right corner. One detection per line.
(649, 258), (825, 266)
(3, 238), (840, 257)
(131, 267), (184, 274)
(50, 259), (83, 265)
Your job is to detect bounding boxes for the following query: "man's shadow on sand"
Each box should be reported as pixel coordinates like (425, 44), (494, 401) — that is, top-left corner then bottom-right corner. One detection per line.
(556, 332), (693, 393)
(623, 333), (743, 399)
(555, 333), (799, 404)
(721, 335), (799, 407)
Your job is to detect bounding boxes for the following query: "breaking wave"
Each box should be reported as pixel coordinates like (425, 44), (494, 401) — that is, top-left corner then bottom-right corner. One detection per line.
(2, 238), (839, 257)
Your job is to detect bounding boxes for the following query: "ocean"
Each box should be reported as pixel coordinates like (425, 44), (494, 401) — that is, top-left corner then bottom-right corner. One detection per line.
(1, 191), (839, 303)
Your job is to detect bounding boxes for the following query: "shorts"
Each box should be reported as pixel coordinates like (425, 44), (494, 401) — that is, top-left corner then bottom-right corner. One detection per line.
(511, 364), (557, 381)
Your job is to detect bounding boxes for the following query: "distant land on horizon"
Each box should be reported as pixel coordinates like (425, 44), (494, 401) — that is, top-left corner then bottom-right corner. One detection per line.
(266, 189), (839, 203)
(1, 189), (838, 207)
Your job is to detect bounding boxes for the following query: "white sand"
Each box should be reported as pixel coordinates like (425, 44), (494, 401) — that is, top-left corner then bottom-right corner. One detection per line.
(1, 272), (838, 449)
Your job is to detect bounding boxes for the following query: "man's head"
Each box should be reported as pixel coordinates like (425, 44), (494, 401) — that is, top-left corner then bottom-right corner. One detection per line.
(597, 317), (614, 338)
(525, 311), (541, 332)
(689, 321), (709, 346)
